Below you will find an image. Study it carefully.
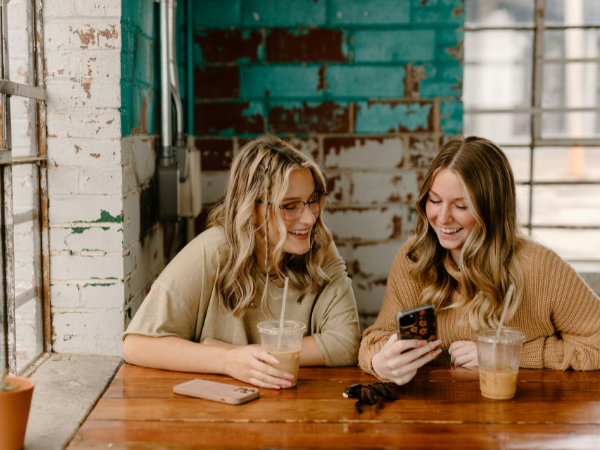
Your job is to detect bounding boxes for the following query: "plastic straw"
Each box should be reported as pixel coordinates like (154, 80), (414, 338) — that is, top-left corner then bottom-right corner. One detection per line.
(277, 277), (289, 350)
(488, 284), (515, 367)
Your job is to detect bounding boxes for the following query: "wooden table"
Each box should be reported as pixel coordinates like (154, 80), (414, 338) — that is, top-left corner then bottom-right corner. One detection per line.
(68, 364), (600, 449)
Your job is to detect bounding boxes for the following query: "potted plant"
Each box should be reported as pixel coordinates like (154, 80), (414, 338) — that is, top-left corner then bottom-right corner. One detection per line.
(0, 369), (35, 450)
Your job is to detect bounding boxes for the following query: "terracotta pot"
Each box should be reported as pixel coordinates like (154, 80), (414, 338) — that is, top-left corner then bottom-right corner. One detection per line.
(0, 375), (34, 450)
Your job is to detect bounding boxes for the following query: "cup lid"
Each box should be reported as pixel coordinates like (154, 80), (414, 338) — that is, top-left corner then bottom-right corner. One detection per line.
(257, 320), (307, 335)
(473, 328), (526, 344)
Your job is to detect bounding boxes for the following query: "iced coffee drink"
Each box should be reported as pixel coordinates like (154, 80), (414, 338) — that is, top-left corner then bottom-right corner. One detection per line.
(473, 329), (526, 400)
(257, 320), (306, 388)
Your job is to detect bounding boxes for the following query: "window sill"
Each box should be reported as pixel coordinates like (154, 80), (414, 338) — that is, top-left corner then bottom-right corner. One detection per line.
(23, 353), (122, 450)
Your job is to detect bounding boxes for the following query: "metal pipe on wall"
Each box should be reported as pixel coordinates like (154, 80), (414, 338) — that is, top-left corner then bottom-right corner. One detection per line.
(168, 0), (184, 145)
(159, 0), (172, 161)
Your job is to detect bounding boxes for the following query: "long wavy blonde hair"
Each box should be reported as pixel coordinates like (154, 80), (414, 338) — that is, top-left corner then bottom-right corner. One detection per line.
(408, 136), (526, 330)
(208, 135), (333, 318)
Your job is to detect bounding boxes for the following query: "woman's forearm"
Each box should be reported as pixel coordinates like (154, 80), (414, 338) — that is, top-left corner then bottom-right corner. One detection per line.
(300, 336), (326, 366)
(123, 334), (230, 374)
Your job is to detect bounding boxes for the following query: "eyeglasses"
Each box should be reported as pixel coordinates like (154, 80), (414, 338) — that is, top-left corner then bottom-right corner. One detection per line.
(342, 382), (398, 413)
(256, 191), (328, 222)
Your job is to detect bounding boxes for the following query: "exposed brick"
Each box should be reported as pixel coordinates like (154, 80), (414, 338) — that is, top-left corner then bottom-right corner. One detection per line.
(243, 0), (327, 27)
(327, 206), (410, 242)
(194, 30), (262, 63)
(196, 138), (234, 171)
(354, 30), (435, 62)
(323, 136), (405, 169)
(195, 66), (240, 99)
(329, 0), (411, 25)
(353, 277), (388, 313)
(350, 242), (401, 279)
(241, 66), (322, 98)
(266, 28), (347, 62)
(325, 173), (349, 203)
(195, 102), (265, 136)
(268, 101), (350, 134)
(350, 172), (420, 205)
(408, 135), (439, 169)
(355, 101), (433, 133)
(288, 137), (319, 162)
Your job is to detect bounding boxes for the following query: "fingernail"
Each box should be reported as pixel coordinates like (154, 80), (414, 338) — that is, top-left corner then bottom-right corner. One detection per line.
(274, 385), (281, 390)
(285, 373), (294, 379)
(285, 381), (292, 386)
(273, 359), (280, 364)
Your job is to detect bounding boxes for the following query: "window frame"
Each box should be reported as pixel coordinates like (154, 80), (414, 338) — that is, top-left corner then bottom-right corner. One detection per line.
(0, 0), (50, 376)
(464, 0), (600, 264)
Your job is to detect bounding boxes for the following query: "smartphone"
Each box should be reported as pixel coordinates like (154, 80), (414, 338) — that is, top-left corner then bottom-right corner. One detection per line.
(396, 304), (437, 342)
(173, 379), (260, 405)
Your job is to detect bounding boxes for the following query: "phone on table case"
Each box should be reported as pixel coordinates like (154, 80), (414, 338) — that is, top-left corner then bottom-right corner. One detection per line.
(173, 379), (260, 405)
(396, 304), (437, 342)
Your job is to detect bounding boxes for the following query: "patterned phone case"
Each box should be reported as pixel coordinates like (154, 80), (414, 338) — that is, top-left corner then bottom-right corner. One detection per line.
(397, 305), (437, 342)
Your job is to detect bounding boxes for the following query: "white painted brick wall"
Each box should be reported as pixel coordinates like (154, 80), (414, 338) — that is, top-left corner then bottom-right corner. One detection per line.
(44, 2), (132, 357)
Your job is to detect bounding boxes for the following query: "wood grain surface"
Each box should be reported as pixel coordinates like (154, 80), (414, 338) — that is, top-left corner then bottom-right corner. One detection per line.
(68, 365), (600, 449)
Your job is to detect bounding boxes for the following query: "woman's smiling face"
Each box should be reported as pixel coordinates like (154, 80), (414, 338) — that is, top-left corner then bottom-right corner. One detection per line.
(425, 168), (477, 262)
(255, 169), (319, 259)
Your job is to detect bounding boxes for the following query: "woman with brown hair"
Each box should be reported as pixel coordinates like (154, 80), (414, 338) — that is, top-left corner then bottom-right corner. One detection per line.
(359, 136), (600, 385)
(123, 135), (360, 389)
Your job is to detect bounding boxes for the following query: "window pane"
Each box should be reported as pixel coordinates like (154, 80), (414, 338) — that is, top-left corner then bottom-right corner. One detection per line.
(464, 113), (531, 145)
(541, 112), (600, 138)
(532, 185), (600, 226)
(464, 31), (533, 109)
(504, 147), (531, 182)
(13, 164), (43, 372)
(532, 229), (600, 261)
(546, 0), (600, 26)
(534, 147), (600, 181)
(465, 0), (534, 27)
(516, 184), (531, 226)
(543, 63), (600, 109)
(544, 29), (600, 59)
(7, 0), (37, 158)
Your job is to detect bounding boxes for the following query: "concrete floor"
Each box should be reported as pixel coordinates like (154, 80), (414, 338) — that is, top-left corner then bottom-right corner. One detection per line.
(24, 354), (122, 450)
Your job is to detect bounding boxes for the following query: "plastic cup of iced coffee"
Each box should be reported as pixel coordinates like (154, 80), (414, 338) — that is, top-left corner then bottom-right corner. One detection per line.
(257, 320), (306, 388)
(473, 328), (526, 400)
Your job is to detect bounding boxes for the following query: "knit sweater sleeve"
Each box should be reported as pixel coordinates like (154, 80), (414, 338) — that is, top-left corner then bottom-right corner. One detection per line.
(520, 246), (600, 371)
(358, 239), (421, 378)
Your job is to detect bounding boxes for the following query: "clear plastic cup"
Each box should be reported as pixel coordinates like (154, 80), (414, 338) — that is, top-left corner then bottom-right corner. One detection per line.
(473, 328), (526, 400)
(257, 320), (306, 388)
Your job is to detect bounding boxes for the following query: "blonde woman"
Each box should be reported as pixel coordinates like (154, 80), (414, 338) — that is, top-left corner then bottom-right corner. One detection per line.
(359, 136), (600, 385)
(123, 136), (360, 389)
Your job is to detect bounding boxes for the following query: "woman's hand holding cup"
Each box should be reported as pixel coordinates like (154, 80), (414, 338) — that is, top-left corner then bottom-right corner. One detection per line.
(371, 334), (441, 385)
(222, 344), (294, 389)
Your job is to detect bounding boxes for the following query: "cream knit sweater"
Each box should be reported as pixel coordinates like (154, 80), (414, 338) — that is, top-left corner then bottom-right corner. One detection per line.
(359, 238), (600, 377)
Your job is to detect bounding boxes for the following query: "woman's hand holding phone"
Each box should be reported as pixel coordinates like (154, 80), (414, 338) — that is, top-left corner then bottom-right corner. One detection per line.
(448, 340), (478, 367)
(371, 334), (442, 385)
(221, 344), (295, 390)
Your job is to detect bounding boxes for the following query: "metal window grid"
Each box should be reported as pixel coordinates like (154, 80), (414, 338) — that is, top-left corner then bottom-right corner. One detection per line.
(0, 0), (49, 376)
(464, 0), (600, 250)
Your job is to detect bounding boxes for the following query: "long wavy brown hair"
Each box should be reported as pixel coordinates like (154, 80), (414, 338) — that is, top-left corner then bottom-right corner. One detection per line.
(208, 135), (333, 318)
(407, 136), (526, 330)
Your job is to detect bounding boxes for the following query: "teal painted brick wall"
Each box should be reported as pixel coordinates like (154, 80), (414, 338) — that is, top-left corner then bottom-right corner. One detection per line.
(121, 0), (158, 137)
(174, 0), (465, 323)
(184, 0), (463, 139)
